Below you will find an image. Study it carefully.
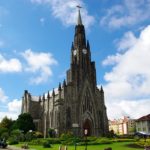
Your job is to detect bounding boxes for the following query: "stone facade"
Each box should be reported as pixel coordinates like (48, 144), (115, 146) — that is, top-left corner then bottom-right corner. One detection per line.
(21, 10), (109, 137)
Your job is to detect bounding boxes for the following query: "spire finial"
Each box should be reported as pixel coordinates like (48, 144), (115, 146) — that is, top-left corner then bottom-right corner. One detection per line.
(76, 5), (82, 25)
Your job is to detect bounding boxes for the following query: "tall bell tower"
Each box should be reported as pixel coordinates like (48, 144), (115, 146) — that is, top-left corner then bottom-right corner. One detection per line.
(66, 7), (108, 136)
(67, 8), (96, 91)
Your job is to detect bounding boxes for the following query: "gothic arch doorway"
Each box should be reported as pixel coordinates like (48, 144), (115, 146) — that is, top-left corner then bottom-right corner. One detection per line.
(83, 119), (92, 136)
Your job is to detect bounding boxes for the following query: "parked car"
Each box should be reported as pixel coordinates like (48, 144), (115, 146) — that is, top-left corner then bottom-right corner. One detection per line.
(0, 139), (7, 148)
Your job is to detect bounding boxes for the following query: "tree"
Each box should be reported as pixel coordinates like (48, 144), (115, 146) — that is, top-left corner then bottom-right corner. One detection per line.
(0, 128), (8, 137)
(15, 113), (35, 133)
(0, 116), (13, 129)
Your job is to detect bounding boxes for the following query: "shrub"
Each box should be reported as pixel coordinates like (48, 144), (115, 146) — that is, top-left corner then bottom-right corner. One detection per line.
(0, 128), (8, 137)
(25, 131), (34, 141)
(60, 132), (74, 140)
(77, 137), (112, 145)
(43, 141), (51, 148)
(29, 139), (46, 145)
(134, 135), (140, 141)
(1, 132), (9, 140)
(87, 136), (97, 141)
(11, 129), (25, 142)
(33, 131), (43, 138)
(47, 138), (61, 144)
(96, 137), (112, 144)
(61, 138), (75, 145)
(113, 138), (134, 142)
(135, 138), (150, 147)
(8, 137), (19, 145)
(48, 128), (55, 138)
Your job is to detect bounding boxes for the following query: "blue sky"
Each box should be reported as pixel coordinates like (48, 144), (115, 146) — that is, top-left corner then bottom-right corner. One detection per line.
(0, 0), (150, 121)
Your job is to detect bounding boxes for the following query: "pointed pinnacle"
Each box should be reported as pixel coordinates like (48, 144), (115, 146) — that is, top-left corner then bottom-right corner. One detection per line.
(47, 91), (50, 98)
(42, 94), (45, 100)
(58, 82), (61, 91)
(71, 42), (74, 50)
(87, 40), (90, 49)
(63, 79), (66, 87)
(39, 96), (41, 102)
(77, 8), (82, 25)
(100, 86), (104, 93)
(52, 88), (55, 96)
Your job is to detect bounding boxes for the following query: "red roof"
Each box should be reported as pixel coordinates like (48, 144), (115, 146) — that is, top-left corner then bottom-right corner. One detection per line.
(136, 114), (150, 121)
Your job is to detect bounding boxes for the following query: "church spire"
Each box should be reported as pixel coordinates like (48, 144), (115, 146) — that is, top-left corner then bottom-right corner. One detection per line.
(77, 6), (82, 25)
(74, 6), (86, 49)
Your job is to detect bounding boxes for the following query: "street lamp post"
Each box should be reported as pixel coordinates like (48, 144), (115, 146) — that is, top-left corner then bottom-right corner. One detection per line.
(84, 129), (88, 150)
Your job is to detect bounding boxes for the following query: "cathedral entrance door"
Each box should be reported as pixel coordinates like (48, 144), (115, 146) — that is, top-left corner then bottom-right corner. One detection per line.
(83, 119), (92, 136)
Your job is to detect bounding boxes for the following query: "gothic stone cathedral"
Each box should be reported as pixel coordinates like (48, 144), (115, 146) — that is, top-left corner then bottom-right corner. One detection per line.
(21, 10), (108, 137)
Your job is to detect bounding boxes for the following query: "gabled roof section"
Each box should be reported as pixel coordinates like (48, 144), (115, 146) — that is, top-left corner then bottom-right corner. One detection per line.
(136, 114), (150, 121)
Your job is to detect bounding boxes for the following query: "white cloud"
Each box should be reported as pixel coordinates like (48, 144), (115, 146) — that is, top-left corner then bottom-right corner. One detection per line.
(100, 0), (150, 28)
(0, 99), (21, 121)
(31, 0), (95, 28)
(8, 99), (21, 113)
(22, 49), (57, 84)
(0, 88), (8, 102)
(0, 89), (21, 121)
(116, 31), (137, 52)
(102, 53), (121, 66)
(103, 25), (150, 119)
(107, 99), (150, 120)
(0, 54), (22, 73)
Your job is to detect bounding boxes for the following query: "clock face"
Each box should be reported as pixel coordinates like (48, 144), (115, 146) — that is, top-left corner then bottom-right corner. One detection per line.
(73, 49), (77, 56)
(82, 48), (87, 54)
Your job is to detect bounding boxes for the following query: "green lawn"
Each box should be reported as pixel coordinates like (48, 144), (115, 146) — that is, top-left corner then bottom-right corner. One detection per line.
(14, 142), (143, 150)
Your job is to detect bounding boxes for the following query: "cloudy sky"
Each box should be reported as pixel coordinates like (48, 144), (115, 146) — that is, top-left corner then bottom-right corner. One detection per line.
(0, 0), (150, 121)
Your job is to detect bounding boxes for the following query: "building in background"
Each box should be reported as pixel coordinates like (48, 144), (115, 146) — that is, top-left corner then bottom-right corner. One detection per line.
(109, 116), (136, 135)
(21, 9), (109, 137)
(136, 114), (150, 134)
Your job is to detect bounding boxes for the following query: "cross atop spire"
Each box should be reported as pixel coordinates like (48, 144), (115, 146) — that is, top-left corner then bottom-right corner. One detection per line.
(76, 5), (82, 25)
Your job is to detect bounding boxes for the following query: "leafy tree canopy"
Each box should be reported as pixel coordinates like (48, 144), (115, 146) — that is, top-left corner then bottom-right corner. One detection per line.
(15, 113), (35, 133)
(0, 116), (13, 129)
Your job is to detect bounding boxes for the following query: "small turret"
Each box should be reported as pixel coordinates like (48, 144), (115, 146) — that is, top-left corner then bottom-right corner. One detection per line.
(42, 94), (45, 101)
(24, 90), (28, 94)
(52, 88), (55, 97)
(100, 86), (104, 93)
(58, 83), (62, 91)
(39, 96), (41, 102)
(87, 40), (90, 50)
(47, 91), (50, 99)
(71, 42), (74, 50)
(24, 90), (29, 100)
(63, 79), (67, 87)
